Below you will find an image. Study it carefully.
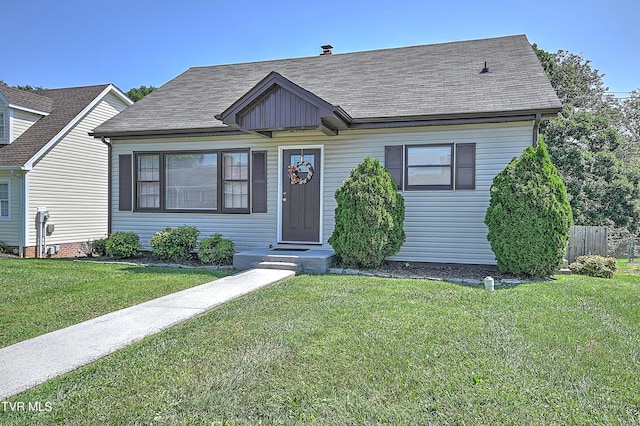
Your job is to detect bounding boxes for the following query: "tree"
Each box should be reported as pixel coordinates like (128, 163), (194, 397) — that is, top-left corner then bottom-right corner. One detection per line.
(614, 90), (640, 169)
(532, 44), (614, 114)
(542, 106), (640, 231)
(126, 85), (156, 102)
(534, 45), (640, 232)
(485, 139), (573, 277)
(0, 80), (45, 91)
(328, 157), (405, 268)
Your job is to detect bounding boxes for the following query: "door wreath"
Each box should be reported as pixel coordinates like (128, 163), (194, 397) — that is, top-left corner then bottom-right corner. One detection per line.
(288, 161), (314, 184)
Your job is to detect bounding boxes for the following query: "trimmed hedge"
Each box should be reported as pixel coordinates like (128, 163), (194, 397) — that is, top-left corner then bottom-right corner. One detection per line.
(150, 226), (199, 262)
(328, 156), (405, 268)
(484, 138), (573, 277)
(569, 255), (617, 278)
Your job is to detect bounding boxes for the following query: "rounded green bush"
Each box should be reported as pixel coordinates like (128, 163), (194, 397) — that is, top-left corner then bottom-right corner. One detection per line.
(328, 156), (405, 268)
(150, 225), (199, 262)
(484, 138), (573, 277)
(105, 231), (141, 259)
(92, 238), (107, 257)
(198, 233), (235, 265)
(569, 255), (617, 278)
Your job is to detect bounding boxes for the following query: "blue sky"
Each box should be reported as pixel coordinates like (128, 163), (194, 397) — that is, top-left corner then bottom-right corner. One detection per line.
(3, 0), (638, 96)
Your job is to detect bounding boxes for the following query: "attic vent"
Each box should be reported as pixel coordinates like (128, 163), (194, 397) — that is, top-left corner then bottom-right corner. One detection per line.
(320, 44), (333, 55)
(481, 61), (490, 74)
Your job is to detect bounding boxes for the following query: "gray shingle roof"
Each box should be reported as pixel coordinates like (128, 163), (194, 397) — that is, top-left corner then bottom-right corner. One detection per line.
(0, 85), (53, 113)
(0, 84), (111, 168)
(93, 34), (561, 137)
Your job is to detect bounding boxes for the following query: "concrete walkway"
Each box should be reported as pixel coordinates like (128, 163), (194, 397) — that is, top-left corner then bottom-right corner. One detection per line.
(0, 268), (294, 400)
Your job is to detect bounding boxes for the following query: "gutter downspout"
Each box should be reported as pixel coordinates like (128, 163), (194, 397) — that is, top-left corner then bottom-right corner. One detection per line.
(101, 137), (112, 235)
(10, 169), (26, 257)
(532, 113), (542, 147)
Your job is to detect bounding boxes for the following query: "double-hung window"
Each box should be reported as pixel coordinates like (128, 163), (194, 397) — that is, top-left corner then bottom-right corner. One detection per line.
(0, 181), (9, 219)
(222, 152), (249, 211)
(385, 143), (476, 191)
(132, 149), (251, 213)
(137, 154), (160, 209)
(406, 144), (453, 190)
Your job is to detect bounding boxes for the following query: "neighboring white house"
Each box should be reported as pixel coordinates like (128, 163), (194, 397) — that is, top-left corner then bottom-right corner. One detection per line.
(91, 35), (562, 266)
(0, 84), (133, 257)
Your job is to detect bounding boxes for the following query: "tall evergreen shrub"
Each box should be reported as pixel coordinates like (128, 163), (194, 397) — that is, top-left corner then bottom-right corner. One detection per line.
(328, 157), (405, 268)
(484, 138), (573, 276)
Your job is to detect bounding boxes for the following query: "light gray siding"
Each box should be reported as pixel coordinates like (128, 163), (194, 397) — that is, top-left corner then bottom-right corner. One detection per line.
(11, 109), (43, 142)
(111, 121), (533, 264)
(27, 92), (129, 247)
(0, 171), (22, 246)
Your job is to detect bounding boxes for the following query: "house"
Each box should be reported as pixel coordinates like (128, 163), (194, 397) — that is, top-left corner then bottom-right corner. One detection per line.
(0, 84), (133, 257)
(91, 35), (561, 269)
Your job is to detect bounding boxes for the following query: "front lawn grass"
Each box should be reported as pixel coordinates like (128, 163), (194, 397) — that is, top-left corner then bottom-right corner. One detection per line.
(3, 272), (640, 424)
(0, 258), (235, 348)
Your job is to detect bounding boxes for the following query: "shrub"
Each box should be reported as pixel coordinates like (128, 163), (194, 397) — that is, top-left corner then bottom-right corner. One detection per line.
(92, 238), (107, 257)
(484, 138), (573, 277)
(198, 233), (235, 265)
(328, 156), (405, 268)
(150, 225), (200, 262)
(105, 232), (141, 259)
(569, 255), (617, 278)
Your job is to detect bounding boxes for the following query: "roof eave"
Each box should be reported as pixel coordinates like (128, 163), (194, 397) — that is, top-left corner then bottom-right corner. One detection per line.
(91, 108), (562, 139)
(349, 107), (562, 129)
(91, 126), (245, 140)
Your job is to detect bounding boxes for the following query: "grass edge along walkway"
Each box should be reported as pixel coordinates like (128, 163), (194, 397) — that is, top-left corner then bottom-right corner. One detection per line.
(0, 268), (295, 400)
(2, 273), (639, 424)
(0, 258), (236, 348)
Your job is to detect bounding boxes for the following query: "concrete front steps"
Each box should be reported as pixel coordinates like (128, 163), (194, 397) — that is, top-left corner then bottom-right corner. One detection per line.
(233, 247), (336, 274)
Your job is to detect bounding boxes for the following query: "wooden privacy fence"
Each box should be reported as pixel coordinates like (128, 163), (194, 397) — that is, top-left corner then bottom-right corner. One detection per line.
(566, 225), (608, 263)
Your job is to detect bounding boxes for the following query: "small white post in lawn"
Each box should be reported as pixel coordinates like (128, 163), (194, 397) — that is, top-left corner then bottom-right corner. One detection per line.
(484, 276), (495, 291)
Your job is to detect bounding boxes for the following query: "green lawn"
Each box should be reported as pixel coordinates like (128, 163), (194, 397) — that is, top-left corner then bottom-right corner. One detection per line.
(0, 258), (235, 348)
(2, 270), (639, 424)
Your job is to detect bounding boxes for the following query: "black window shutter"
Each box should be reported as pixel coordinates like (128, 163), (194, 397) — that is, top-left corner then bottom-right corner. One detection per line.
(118, 154), (133, 211)
(385, 145), (403, 190)
(252, 151), (267, 213)
(455, 143), (476, 190)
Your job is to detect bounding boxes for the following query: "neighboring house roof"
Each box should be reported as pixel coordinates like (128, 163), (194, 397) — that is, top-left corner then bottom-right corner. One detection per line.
(0, 85), (53, 114)
(0, 84), (131, 169)
(92, 34), (561, 138)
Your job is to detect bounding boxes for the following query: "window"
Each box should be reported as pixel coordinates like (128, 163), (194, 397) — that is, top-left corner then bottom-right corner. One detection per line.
(406, 144), (453, 190)
(385, 143), (476, 191)
(133, 149), (250, 213)
(0, 111), (6, 141)
(223, 152), (248, 210)
(137, 154), (160, 209)
(166, 153), (217, 210)
(0, 181), (9, 219)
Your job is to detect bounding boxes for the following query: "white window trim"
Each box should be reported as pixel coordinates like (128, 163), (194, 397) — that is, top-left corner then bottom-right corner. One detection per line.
(0, 179), (10, 220)
(0, 110), (8, 143)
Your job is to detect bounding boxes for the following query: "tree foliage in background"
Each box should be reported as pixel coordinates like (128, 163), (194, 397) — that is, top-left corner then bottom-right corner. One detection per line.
(485, 139), (573, 277)
(328, 157), (405, 268)
(126, 85), (156, 102)
(533, 45), (640, 234)
(0, 79), (45, 92)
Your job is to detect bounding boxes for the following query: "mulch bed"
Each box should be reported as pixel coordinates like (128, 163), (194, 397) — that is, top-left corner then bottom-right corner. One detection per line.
(371, 261), (520, 281)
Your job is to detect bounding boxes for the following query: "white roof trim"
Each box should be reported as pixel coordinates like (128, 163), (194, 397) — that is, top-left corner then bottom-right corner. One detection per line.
(23, 84), (132, 169)
(0, 91), (50, 116)
(7, 103), (50, 116)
